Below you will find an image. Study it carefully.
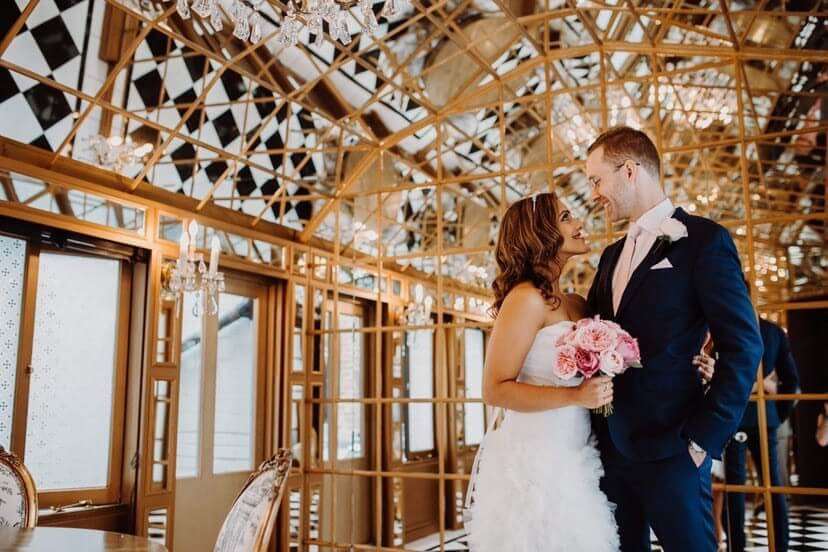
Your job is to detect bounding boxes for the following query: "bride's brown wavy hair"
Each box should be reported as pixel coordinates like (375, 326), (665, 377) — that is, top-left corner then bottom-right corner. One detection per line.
(491, 192), (565, 315)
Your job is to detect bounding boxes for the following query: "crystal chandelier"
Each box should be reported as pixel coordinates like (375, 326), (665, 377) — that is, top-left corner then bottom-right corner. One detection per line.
(161, 220), (225, 317)
(87, 134), (153, 173)
(352, 220), (378, 247)
(276, 0), (402, 46)
(170, 0), (265, 44)
(403, 283), (434, 326)
(165, 0), (403, 47)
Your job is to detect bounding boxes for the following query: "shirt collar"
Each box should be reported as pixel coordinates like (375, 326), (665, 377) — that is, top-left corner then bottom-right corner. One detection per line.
(633, 198), (675, 235)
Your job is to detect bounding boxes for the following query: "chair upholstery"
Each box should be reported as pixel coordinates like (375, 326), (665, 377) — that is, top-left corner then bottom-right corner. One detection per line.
(214, 449), (292, 552)
(0, 446), (37, 529)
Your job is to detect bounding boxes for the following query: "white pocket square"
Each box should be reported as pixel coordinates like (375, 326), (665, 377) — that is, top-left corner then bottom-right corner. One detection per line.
(651, 258), (673, 270)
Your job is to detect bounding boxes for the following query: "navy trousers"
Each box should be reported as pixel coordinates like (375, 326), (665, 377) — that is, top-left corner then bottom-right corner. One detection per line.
(724, 428), (789, 552)
(599, 429), (717, 552)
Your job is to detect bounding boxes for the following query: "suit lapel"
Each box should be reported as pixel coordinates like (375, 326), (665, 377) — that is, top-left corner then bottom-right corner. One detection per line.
(615, 239), (665, 319)
(615, 208), (687, 320)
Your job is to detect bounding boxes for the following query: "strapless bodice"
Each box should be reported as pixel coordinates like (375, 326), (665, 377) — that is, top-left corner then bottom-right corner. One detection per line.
(517, 321), (583, 388)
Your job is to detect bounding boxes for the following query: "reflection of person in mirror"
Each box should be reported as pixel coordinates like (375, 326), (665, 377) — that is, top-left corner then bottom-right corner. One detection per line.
(817, 403), (828, 447)
(724, 317), (800, 552)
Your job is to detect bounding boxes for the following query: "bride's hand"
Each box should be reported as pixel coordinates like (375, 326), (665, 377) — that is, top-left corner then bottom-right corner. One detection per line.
(575, 376), (613, 409)
(694, 352), (715, 384)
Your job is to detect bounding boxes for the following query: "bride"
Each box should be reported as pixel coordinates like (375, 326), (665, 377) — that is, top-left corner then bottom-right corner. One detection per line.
(464, 192), (713, 551)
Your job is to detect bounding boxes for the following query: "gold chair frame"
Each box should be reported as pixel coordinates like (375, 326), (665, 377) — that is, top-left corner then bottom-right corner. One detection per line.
(0, 446), (38, 529)
(214, 449), (292, 552)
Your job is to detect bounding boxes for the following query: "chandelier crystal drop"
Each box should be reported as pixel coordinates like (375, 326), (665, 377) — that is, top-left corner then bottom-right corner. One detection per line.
(308, 10), (324, 47)
(176, 0), (191, 18)
(275, 0), (402, 47)
(210, 2), (223, 29)
(360, 0), (379, 35)
(232, 3), (252, 40)
(167, 0), (263, 45)
(276, 4), (300, 46)
(379, 0), (397, 18)
(191, 0), (212, 18)
(249, 10), (262, 43)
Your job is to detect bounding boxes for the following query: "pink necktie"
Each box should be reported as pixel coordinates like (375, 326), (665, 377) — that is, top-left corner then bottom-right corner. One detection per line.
(613, 223), (642, 313)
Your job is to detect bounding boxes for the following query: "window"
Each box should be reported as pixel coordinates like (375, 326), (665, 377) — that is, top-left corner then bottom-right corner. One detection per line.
(337, 311), (365, 460)
(176, 292), (203, 478)
(403, 330), (435, 456)
(292, 285), (305, 372)
(24, 252), (122, 490)
(464, 329), (486, 446)
(213, 293), (257, 473)
(1, 235), (131, 508)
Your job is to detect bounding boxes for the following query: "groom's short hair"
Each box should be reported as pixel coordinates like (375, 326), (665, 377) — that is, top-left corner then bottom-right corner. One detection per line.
(587, 126), (660, 178)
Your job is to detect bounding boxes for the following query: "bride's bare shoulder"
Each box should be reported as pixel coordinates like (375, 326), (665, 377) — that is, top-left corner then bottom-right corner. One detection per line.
(504, 282), (547, 309)
(501, 283), (569, 322)
(497, 284), (549, 329)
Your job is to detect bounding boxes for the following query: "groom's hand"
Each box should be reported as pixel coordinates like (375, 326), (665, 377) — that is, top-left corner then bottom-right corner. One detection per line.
(688, 444), (707, 467)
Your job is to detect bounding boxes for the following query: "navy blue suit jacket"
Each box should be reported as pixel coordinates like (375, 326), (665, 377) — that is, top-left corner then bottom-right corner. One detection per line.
(739, 318), (799, 430)
(588, 208), (763, 461)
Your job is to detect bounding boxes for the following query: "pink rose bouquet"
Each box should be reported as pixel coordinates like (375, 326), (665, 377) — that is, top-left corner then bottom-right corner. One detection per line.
(554, 316), (642, 416)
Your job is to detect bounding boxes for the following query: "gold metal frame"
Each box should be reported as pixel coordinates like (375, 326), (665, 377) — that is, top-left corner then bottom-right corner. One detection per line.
(0, 446), (38, 529)
(0, 1), (826, 547)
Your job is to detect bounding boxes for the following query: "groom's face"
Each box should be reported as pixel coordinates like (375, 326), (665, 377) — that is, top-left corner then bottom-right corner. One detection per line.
(586, 147), (637, 223)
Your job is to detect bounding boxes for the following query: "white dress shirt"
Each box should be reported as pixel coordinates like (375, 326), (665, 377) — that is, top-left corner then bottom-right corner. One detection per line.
(612, 198), (676, 313)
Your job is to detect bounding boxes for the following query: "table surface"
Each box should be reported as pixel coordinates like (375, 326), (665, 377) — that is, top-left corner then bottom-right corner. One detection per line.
(0, 527), (168, 551)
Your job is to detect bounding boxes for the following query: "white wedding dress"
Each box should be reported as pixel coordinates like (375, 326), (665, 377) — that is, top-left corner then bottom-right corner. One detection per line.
(465, 321), (620, 552)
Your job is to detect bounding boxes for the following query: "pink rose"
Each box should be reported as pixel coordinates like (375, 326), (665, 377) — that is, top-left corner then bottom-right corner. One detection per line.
(604, 320), (622, 333)
(553, 345), (579, 380)
(615, 333), (641, 364)
(599, 349), (625, 375)
(575, 348), (600, 377)
(576, 316), (596, 329)
(575, 320), (617, 352)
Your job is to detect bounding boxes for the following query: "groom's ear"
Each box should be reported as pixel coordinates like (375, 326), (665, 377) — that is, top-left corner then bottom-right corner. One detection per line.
(624, 160), (637, 182)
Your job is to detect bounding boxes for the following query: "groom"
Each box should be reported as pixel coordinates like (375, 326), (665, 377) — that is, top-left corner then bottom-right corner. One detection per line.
(585, 127), (763, 552)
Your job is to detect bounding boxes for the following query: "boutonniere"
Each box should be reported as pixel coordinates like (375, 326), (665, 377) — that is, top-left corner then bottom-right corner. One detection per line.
(656, 218), (688, 245)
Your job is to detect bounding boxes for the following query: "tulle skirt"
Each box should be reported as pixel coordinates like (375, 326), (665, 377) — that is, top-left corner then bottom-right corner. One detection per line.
(465, 407), (620, 552)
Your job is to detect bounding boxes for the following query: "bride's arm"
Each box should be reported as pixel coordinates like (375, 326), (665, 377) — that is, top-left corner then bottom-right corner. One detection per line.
(482, 287), (612, 412)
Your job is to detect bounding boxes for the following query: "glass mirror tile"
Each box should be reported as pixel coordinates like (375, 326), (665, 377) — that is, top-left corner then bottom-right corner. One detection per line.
(2, 172), (146, 234)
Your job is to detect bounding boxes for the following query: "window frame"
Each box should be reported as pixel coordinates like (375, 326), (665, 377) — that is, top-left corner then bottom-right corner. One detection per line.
(330, 300), (368, 462)
(7, 236), (131, 509)
(462, 327), (487, 449)
(401, 327), (437, 462)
